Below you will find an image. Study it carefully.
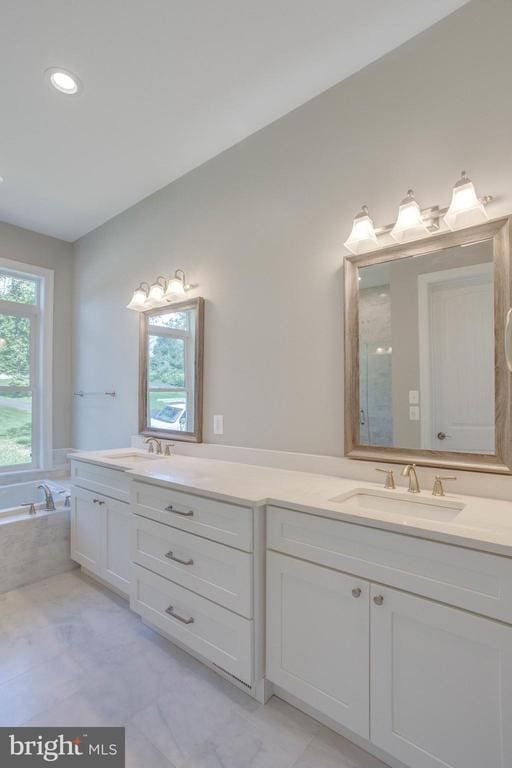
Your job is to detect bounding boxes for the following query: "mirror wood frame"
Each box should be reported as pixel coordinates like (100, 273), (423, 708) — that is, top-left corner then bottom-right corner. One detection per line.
(344, 216), (512, 474)
(139, 296), (204, 443)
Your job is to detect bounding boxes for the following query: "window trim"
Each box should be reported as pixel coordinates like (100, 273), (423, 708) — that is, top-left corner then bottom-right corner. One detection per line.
(0, 257), (54, 472)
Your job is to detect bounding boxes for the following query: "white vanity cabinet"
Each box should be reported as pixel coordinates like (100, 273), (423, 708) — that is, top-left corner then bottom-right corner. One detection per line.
(130, 480), (261, 689)
(70, 486), (102, 572)
(370, 585), (512, 768)
(267, 506), (512, 768)
(69, 458), (263, 696)
(267, 552), (369, 736)
(70, 461), (132, 596)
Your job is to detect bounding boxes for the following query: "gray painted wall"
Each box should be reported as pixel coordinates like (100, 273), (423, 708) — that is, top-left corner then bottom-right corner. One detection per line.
(72, 0), (512, 455)
(0, 220), (73, 450)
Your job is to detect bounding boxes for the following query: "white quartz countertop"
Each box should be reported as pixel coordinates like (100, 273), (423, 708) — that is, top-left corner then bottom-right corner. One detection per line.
(69, 449), (512, 557)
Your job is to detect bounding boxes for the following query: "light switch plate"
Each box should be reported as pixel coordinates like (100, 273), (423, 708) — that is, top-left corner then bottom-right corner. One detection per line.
(409, 390), (419, 405)
(213, 414), (224, 435)
(409, 405), (420, 421)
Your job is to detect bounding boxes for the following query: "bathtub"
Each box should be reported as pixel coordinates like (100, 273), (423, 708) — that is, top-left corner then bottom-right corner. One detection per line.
(0, 479), (77, 594)
(0, 479), (69, 519)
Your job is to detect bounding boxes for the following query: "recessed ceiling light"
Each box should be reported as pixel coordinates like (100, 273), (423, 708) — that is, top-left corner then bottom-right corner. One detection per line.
(45, 67), (82, 95)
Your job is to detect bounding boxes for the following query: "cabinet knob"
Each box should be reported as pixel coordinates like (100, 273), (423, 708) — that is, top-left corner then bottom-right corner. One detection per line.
(351, 588), (362, 598)
(373, 595), (384, 606)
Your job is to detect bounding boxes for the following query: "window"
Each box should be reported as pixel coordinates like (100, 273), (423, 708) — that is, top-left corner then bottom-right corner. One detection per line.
(0, 259), (53, 471)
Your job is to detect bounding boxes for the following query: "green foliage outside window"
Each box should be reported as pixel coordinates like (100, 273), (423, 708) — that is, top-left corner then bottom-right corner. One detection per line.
(0, 273), (36, 465)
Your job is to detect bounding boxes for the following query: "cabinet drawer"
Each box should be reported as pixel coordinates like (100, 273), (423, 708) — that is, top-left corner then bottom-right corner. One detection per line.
(130, 564), (253, 684)
(132, 515), (252, 617)
(131, 481), (253, 552)
(71, 460), (130, 503)
(268, 506), (512, 624)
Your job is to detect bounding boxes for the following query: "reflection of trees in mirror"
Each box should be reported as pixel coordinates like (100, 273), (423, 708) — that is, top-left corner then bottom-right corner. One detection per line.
(148, 335), (185, 388)
(149, 311), (188, 330)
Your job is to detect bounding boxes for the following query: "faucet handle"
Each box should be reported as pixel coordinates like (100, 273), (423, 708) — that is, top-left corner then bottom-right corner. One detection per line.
(432, 475), (456, 497)
(164, 443), (175, 457)
(375, 468), (396, 489)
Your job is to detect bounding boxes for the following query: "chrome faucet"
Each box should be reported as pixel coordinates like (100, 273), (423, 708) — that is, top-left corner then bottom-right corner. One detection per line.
(401, 464), (420, 494)
(38, 483), (56, 511)
(144, 437), (162, 455)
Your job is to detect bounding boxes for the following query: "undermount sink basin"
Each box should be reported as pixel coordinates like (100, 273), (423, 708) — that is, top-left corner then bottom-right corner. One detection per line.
(102, 450), (162, 463)
(330, 489), (465, 523)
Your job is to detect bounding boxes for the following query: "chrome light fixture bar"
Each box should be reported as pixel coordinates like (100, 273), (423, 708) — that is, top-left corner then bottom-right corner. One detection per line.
(127, 269), (193, 312)
(344, 172), (492, 254)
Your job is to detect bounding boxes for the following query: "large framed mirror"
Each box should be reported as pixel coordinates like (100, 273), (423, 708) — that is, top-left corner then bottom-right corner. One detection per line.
(139, 297), (204, 442)
(344, 216), (512, 473)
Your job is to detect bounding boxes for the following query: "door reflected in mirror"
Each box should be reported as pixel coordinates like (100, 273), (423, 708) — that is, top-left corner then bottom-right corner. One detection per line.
(358, 239), (494, 454)
(139, 298), (204, 442)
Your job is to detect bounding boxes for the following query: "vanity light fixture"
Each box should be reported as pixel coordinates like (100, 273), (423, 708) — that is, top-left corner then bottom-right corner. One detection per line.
(343, 206), (380, 255)
(126, 269), (193, 312)
(444, 171), (490, 231)
(126, 283), (150, 312)
(164, 269), (187, 300)
(343, 173), (493, 254)
(390, 190), (431, 243)
(146, 276), (167, 308)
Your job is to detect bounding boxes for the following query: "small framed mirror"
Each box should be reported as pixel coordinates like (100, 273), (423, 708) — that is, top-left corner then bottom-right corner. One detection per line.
(139, 297), (204, 442)
(344, 217), (512, 473)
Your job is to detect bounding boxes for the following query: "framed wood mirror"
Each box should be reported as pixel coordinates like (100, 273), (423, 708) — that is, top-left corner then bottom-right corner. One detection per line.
(139, 297), (204, 442)
(344, 216), (512, 473)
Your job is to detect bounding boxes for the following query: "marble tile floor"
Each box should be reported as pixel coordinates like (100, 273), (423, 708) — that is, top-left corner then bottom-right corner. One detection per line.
(0, 570), (389, 768)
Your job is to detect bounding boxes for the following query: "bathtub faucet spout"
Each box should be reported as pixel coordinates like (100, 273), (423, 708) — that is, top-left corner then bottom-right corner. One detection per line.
(38, 483), (56, 511)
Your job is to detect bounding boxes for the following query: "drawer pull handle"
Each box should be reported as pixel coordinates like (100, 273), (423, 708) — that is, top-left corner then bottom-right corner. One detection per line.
(165, 550), (194, 566)
(92, 498), (105, 505)
(165, 504), (194, 517)
(352, 588), (362, 598)
(373, 595), (384, 606)
(165, 605), (194, 624)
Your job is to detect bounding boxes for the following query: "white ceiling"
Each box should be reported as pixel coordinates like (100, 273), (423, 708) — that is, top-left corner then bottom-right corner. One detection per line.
(0, 0), (470, 242)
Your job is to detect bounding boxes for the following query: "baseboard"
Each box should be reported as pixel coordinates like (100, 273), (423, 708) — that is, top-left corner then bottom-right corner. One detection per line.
(271, 684), (407, 768)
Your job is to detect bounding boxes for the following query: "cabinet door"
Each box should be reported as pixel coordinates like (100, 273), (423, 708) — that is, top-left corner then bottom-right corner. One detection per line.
(103, 498), (131, 595)
(370, 585), (512, 768)
(267, 551), (369, 737)
(70, 487), (102, 574)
